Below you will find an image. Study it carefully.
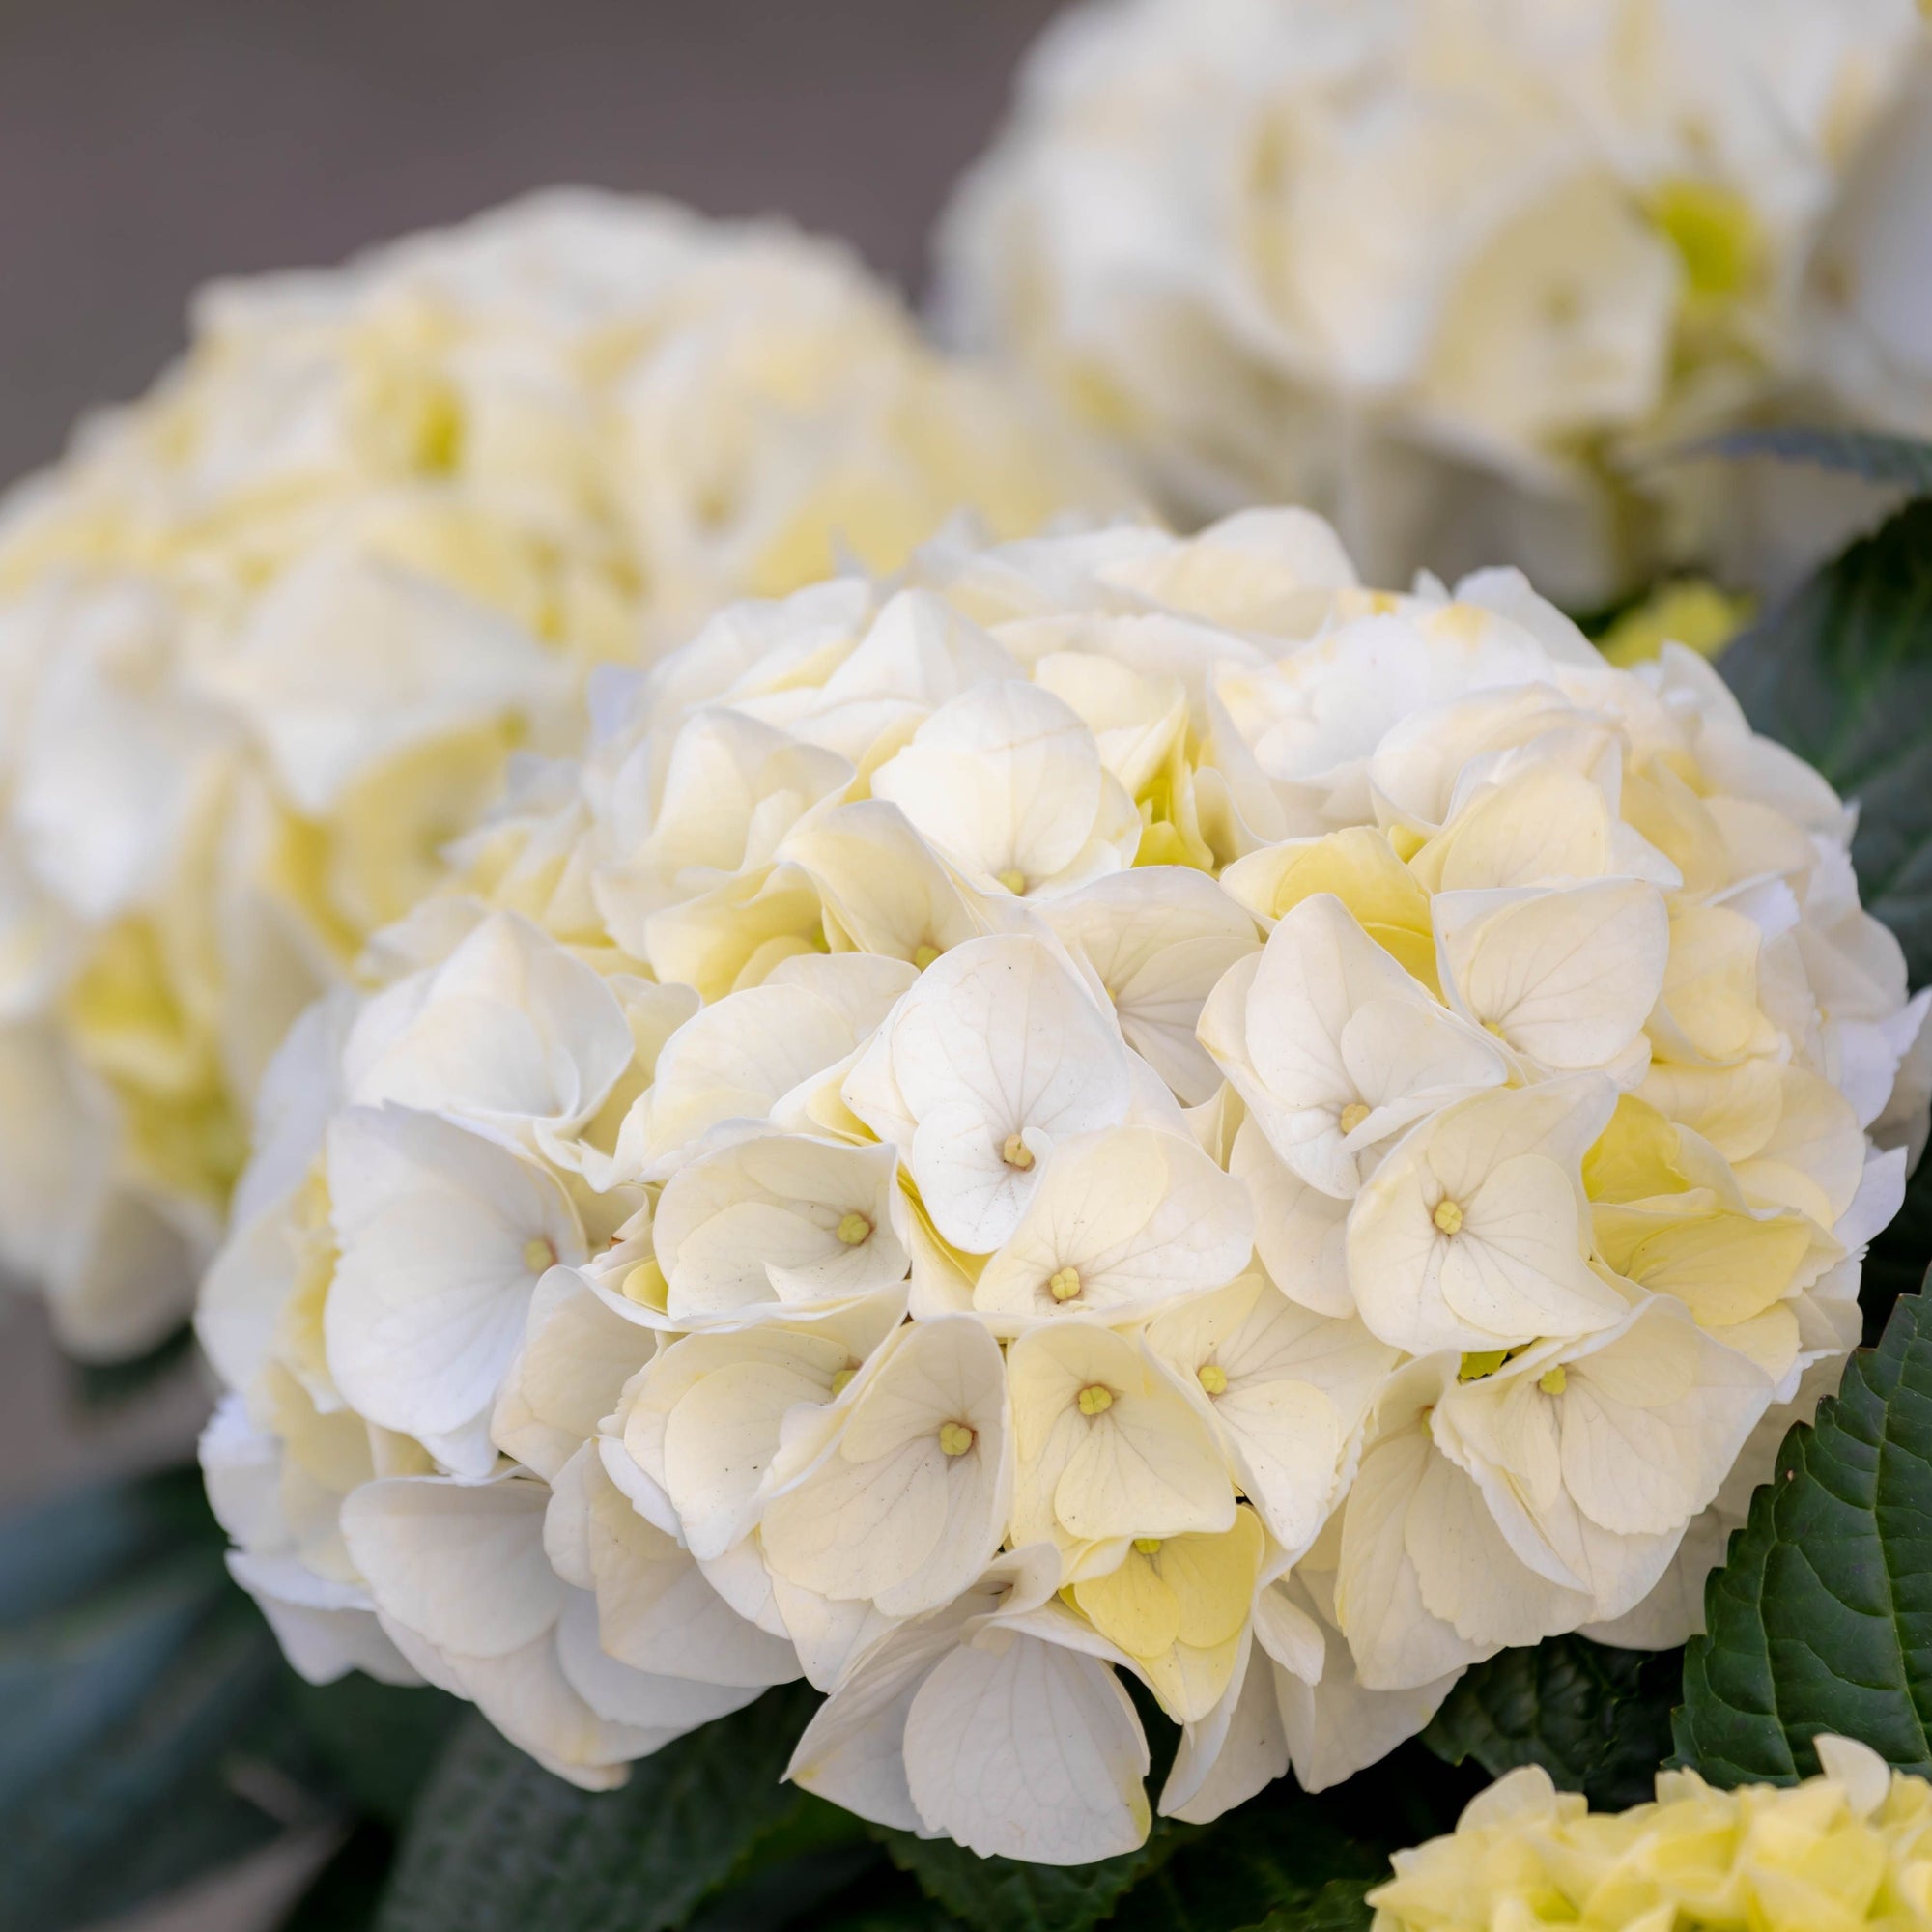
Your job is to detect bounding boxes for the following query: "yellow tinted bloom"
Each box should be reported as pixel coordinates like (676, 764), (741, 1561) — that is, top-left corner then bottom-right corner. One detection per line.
(1371, 1740), (1932, 1932)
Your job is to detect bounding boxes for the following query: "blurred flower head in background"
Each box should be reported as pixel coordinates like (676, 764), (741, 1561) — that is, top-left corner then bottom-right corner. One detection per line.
(0, 187), (1129, 1360)
(936, 0), (1932, 607)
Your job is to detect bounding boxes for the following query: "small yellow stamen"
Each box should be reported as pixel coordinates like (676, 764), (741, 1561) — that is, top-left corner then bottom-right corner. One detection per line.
(522, 1236), (557, 1273)
(1076, 1384), (1114, 1417)
(912, 942), (942, 971)
(1433, 1198), (1465, 1236)
(1539, 1366), (1569, 1397)
(1651, 177), (1761, 300)
(938, 1421), (976, 1457)
(1339, 1101), (1372, 1135)
(830, 1367), (857, 1398)
(1131, 1537), (1163, 1556)
(996, 867), (1028, 895)
(835, 1211), (872, 1246)
(1197, 1363), (1228, 1396)
(1048, 1266), (1082, 1303)
(1459, 1350), (1510, 1383)
(1002, 1133), (1035, 1170)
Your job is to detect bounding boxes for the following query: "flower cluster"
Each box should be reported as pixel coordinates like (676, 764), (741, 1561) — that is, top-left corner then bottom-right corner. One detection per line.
(936, 0), (1932, 605)
(1370, 1736), (1932, 1929)
(199, 507), (1926, 1863)
(0, 188), (1125, 1357)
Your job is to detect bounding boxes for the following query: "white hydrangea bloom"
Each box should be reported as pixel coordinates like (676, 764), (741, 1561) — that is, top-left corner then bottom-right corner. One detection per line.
(200, 505), (1925, 1857)
(0, 188), (1127, 1358)
(936, 0), (1932, 605)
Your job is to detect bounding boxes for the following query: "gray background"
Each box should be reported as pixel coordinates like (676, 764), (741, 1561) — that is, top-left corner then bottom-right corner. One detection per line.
(0, 0), (1062, 489)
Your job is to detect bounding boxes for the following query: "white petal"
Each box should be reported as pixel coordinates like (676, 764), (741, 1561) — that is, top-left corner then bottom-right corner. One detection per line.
(902, 1633), (1151, 1864)
(342, 1476), (564, 1659)
(973, 1126), (1250, 1328)
(326, 1107), (584, 1441)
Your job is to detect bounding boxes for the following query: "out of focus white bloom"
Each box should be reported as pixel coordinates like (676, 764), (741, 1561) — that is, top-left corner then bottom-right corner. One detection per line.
(937, 0), (1932, 605)
(0, 188), (1127, 1358)
(200, 505), (1923, 1857)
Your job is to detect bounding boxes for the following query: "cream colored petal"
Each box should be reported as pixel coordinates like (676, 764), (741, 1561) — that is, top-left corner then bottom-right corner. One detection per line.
(761, 1317), (1009, 1617)
(885, 935), (1133, 1252)
(341, 1476), (564, 1660)
(325, 1106), (585, 1443)
(872, 680), (1110, 890)
(1230, 1120), (1355, 1318)
(1434, 880), (1671, 1072)
(972, 1126), (1250, 1327)
(902, 1633), (1151, 1864)
(492, 1272), (656, 1480)
(1046, 868), (1259, 1105)
(577, 1451), (798, 1687)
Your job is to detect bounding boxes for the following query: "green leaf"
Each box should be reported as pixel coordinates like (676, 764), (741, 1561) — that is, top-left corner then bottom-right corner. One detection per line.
(802, 1883), (966, 1932)
(1261, 1884), (1379, 1932)
(1860, 1152), (1932, 1347)
(1102, 1780), (1383, 1932)
(877, 1817), (1190, 1932)
(291, 1674), (464, 1827)
(374, 1684), (828, 1932)
(1719, 498), (1932, 989)
(0, 1464), (316, 1932)
(1424, 1634), (1681, 1810)
(685, 1792), (880, 1932)
(1675, 1290), (1932, 1786)
(1685, 426), (1932, 492)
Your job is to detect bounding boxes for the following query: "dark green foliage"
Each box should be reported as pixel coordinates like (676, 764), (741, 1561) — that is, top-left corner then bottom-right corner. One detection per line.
(1861, 1154), (1932, 1346)
(291, 1671), (464, 1828)
(1676, 1291), (1932, 1785)
(0, 1465), (309, 1932)
(1425, 1634), (1682, 1810)
(374, 1685), (832, 1932)
(877, 1812), (1190, 1932)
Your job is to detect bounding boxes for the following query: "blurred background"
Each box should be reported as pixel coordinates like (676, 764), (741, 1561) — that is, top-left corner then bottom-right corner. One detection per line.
(0, 0), (1062, 486)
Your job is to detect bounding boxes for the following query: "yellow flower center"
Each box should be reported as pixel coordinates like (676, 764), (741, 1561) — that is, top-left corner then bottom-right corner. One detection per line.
(996, 867), (1028, 895)
(1132, 1538), (1163, 1556)
(938, 1421), (976, 1457)
(835, 1211), (872, 1246)
(1539, 1366), (1569, 1396)
(912, 942), (942, 971)
(1433, 1198), (1465, 1236)
(1076, 1383), (1115, 1418)
(1651, 177), (1761, 301)
(1048, 1266), (1083, 1303)
(1197, 1364), (1228, 1396)
(1339, 1101), (1372, 1135)
(522, 1236), (557, 1273)
(1002, 1133), (1035, 1170)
